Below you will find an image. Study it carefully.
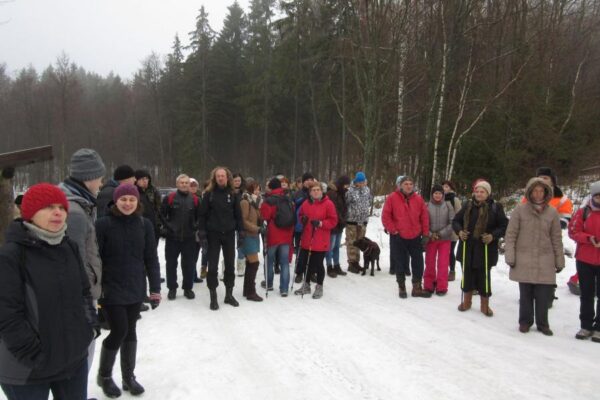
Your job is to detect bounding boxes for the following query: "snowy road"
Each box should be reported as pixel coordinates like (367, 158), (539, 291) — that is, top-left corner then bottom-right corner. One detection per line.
(4, 215), (598, 400)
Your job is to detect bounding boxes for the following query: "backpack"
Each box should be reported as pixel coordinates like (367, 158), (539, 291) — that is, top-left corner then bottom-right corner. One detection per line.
(167, 191), (199, 207)
(266, 195), (295, 228)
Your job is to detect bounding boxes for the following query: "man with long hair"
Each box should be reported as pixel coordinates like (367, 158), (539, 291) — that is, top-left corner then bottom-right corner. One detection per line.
(198, 167), (244, 310)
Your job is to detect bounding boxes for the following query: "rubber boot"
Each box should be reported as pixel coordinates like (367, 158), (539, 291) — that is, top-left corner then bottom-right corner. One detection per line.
(458, 291), (473, 311)
(97, 345), (121, 398)
(246, 262), (263, 302)
(209, 288), (219, 310)
(224, 287), (239, 307)
(121, 341), (145, 395)
(480, 296), (493, 317)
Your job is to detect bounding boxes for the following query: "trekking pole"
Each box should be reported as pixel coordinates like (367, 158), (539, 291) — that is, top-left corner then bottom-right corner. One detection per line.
(301, 225), (318, 300)
(461, 240), (466, 306)
(290, 244), (301, 293)
(484, 243), (489, 296)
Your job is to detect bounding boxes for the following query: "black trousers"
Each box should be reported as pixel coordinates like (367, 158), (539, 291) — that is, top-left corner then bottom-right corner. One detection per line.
(391, 235), (424, 284)
(449, 241), (457, 272)
(165, 237), (197, 290)
(518, 283), (554, 329)
(206, 230), (236, 290)
(296, 249), (326, 285)
(102, 303), (141, 351)
(576, 260), (600, 330)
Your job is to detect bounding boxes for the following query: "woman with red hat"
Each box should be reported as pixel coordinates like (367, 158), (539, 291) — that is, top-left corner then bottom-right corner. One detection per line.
(0, 183), (98, 399)
(95, 184), (162, 397)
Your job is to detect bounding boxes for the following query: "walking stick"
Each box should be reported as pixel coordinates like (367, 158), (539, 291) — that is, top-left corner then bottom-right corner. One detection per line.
(461, 239), (467, 306)
(484, 243), (489, 296)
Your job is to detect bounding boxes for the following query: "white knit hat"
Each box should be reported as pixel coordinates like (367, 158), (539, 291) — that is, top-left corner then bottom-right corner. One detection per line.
(474, 180), (492, 195)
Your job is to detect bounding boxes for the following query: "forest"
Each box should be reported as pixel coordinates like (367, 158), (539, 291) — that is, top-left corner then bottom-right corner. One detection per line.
(1, 0), (599, 195)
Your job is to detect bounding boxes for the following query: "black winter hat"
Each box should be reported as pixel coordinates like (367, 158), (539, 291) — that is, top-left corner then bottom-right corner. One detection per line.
(431, 184), (444, 196)
(134, 169), (151, 180)
(268, 177), (282, 190)
(336, 175), (351, 187)
(113, 165), (135, 181)
(302, 172), (315, 183)
(536, 167), (557, 186)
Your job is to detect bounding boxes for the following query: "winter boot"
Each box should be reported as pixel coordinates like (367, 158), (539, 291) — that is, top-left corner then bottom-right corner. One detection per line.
(260, 280), (274, 291)
(242, 260), (251, 297)
(167, 289), (176, 300)
(236, 258), (246, 277)
(209, 288), (219, 311)
(411, 282), (432, 298)
(183, 289), (195, 300)
(224, 287), (239, 307)
(121, 341), (145, 395)
(592, 331), (600, 343)
(200, 266), (208, 279)
(480, 296), (493, 317)
(97, 345), (121, 398)
(458, 291), (473, 312)
(294, 273), (303, 284)
(448, 270), (456, 282)
(327, 265), (337, 278)
(348, 262), (361, 274)
(294, 282), (311, 295)
(333, 264), (347, 276)
(575, 328), (593, 340)
(139, 303), (149, 312)
(245, 262), (263, 302)
(312, 284), (323, 299)
(398, 282), (407, 299)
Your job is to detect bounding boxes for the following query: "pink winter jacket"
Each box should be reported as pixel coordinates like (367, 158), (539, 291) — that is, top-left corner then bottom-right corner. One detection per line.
(298, 196), (338, 252)
(382, 191), (430, 240)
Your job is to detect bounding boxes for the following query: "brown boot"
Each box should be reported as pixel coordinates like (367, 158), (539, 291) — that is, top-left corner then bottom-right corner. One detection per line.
(398, 282), (407, 299)
(411, 282), (432, 298)
(245, 262), (263, 302)
(327, 265), (337, 278)
(458, 291), (473, 311)
(480, 296), (493, 317)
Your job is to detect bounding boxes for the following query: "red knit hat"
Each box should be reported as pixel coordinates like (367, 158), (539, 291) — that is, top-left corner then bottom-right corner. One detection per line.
(21, 183), (69, 221)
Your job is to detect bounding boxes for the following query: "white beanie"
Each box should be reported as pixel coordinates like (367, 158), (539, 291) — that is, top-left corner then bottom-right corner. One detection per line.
(474, 180), (492, 195)
(590, 181), (600, 197)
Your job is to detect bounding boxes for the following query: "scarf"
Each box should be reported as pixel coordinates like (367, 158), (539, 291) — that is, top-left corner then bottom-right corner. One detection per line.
(23, 221), (67, 246)
(463, 199), (489, 240)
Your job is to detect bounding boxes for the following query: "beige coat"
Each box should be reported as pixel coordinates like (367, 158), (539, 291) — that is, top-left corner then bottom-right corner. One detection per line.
(240, 194), (261, 237)
(505, 178), (565, 285)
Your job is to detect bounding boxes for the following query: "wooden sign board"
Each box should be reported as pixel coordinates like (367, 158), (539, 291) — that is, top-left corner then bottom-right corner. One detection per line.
(0, 146), (53, 170)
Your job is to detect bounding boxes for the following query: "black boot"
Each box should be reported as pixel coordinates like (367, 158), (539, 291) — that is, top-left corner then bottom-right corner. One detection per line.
(121, 341), (145, 395)
(97, 345), (121, 398)
(209, 288), (219, 310)
(224, 287), (239, 307)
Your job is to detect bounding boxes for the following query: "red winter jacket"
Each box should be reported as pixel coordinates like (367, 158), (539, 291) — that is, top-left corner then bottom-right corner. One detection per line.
(382, 190), (430, 240)
(260, 188), (294, 247)
(569, 204), (600, 266)
(298, 196), (338, 252)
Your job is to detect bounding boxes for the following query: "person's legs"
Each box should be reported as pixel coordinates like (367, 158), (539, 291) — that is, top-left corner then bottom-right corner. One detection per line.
(407, 237), (424, 283)
(576, 260), (596, 330)
(266, 246), (276, 288)
(423, 242), (437, 291)
(345, 225), (360, 267)
(49, 357), (88, 400)
(278, 244), (290, 293)
(534, 284), (554, 330)
(394, 236), (409, 285)
(165, 238), (182, 290)
(519, 283), (534, 327)
(222, 231), (236, 289)
(206, 231), (222, 290)
(2, 383), (49, 400)
(436, 241), (451, 292)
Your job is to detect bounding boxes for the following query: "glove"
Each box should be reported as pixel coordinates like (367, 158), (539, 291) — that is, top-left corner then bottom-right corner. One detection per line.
(197, 230), (208, 248)
(430, 232), (440, 241)
(149, 292), (162, 309)
(311, 220), (321, 228)
(458, 230), (469, 241)
(301, 215), (308, 225)
(481, 233), (494, 245)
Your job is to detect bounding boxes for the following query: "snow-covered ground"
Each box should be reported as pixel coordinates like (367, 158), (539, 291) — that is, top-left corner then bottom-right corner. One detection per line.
(6, 211), (598, 400)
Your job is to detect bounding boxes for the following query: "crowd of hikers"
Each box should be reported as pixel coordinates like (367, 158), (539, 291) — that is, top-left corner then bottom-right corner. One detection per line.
(1, 147), (599, 400)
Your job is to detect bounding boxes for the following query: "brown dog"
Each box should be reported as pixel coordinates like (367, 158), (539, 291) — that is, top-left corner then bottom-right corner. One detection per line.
(353, 237), (381, 276)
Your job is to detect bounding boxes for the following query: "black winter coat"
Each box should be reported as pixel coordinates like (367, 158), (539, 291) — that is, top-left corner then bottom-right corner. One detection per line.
(96, 180), (119, 219)
(452, 198), (508, 269)
(198, 186), (243, 234)
(0, 221), (96, 385)
(95, 208), (161, 306)
(159, 190), (199, 241)
(138, 184), (162, 235)
(326, 186), (348, 234)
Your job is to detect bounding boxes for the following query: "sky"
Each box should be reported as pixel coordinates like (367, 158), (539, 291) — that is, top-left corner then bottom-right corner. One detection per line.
(0, 0), (250, 79)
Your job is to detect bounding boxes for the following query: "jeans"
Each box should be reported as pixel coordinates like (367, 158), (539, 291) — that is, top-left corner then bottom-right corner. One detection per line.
(1, 358), (88, 400)
(267, 244), (290, 293)
(325, 232), (342, 266)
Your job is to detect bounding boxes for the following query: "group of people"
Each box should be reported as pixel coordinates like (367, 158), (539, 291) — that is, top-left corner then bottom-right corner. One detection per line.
(1, 145), (599, 400)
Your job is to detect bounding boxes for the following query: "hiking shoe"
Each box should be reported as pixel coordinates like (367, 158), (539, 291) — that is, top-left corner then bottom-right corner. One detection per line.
(327, 265), (337, 278)
(260, 281), (274, 291)
(333, 265), (347, 276)
(184, 289), (195, 300)
(139, 303), (149, 312)
(167, 289), (176, 300)
(294, 282), (311, 295)
(592, 331), (600, 343)
(519, 324), (530, 333)
(294, 274), (303, 284)
(575, 328), (593, 340)
(280, 291), (288, 297)
(312, 284), (323, 299)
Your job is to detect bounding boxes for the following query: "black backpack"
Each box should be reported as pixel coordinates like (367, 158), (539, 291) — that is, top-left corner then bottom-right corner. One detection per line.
(266, 195), (295, 228)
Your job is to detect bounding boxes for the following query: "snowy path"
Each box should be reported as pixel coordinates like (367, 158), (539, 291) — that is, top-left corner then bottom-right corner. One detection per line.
(4, 215), (598, 400)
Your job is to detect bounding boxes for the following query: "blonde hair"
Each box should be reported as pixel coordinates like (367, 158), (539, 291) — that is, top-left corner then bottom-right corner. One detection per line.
(206, 167), (234, 192)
